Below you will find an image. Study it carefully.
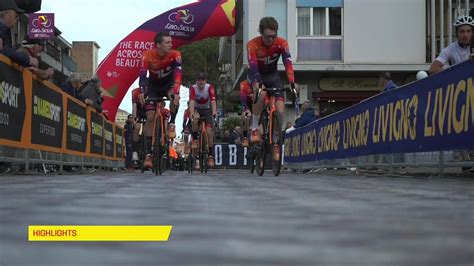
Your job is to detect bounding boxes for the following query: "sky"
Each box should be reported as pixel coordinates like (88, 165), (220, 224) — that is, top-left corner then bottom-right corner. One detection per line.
(40, 0), (195, 132)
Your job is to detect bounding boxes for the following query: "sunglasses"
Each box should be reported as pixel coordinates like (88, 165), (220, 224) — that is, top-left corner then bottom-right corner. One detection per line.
(262, 33), (277, 40)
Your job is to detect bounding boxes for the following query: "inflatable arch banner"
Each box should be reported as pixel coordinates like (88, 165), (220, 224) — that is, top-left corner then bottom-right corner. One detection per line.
(96, 0), (238, 121)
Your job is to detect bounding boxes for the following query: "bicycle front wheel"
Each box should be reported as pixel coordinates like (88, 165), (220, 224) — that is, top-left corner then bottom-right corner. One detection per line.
(200, 131), (208, 173)
(154, 116), (163, 176)
(271, 112), (283, 176)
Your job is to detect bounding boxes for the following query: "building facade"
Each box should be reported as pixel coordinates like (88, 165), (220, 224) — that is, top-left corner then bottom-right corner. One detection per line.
(14, 14), (78, 86)
(72, 41), (101, 80)
(219, 0), (473, 124)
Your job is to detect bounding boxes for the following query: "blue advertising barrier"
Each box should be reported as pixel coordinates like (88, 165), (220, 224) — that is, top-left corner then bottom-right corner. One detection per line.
(284, 60), (474, 163)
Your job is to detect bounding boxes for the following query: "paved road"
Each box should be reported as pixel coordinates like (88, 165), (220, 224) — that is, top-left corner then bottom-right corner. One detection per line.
(0, 170), (473, 265)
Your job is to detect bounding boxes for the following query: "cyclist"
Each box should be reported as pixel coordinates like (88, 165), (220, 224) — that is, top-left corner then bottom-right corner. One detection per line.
(239, 79), (253, 147)
(182, 101), (192, 154)
(246, 17), (297, 146)
(131, 87), (147, 165)
(138, 32), (182, 169)
(429, 15), (473, 74)
(189, 72), (217, 169)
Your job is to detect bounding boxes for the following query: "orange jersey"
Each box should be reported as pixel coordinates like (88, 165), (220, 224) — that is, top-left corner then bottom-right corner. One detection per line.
(131, 88), (142, 105)
(139, 49), (182, 94)
(246, 36), (295, 85)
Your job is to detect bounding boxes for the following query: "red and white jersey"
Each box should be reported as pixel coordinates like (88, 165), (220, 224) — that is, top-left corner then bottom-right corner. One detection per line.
(190, 84), (216, 110)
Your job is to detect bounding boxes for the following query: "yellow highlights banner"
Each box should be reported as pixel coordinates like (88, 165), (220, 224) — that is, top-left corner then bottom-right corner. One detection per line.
(28, 225), (172, 241)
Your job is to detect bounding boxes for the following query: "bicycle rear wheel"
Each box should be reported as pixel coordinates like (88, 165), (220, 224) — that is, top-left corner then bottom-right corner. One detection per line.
(140, 134), (147, 173)
(187, 154), (194, 173)
(200, 131), (208, 173)
(271, 112), (283, 176)
(256, 112), (268, 176)
(160, 139), (168, 175)
(249, 150), (256, 174)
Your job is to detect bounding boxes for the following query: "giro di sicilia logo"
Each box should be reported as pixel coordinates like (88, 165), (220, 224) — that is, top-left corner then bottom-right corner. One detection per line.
(29, 13), (55, 39)
(168, 9), (194, 24)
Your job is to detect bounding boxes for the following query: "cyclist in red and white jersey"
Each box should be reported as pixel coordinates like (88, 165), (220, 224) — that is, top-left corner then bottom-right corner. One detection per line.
(189, 73), (217, 168)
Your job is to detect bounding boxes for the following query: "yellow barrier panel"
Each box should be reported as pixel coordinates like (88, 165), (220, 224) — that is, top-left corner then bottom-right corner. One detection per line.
(28, 225), (173, 241)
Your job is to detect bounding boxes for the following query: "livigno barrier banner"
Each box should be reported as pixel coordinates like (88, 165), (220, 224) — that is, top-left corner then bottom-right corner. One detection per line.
(285, 60), (474, 163)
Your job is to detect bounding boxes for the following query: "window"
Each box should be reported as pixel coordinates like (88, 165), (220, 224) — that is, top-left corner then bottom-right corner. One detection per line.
(296, 6), (343, 61)
(297, 7), (342, 36)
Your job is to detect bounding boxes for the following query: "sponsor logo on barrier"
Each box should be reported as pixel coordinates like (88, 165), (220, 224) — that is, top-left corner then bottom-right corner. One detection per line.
(67, 112), (86, 132)
(104, 129), (113, 142)
(0, 81), (21, 108)
(91, 122), (103, 137)
(33, 96), (61, 122)
(115, 133), (122, 145)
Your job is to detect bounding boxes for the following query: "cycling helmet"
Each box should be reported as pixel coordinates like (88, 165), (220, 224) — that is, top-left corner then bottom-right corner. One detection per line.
(453, 15), (474, 27)
(416, 71), (428, 80)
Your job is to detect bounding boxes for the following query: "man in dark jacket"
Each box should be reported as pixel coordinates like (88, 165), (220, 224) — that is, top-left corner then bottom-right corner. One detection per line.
(294, 101), (318, 128)
(0, 0), (38, 68)
(286, 101), (318, 133)
(80, 76), (103, 112)
(124, 115), (134, 169)
(62, 73), (89, 103)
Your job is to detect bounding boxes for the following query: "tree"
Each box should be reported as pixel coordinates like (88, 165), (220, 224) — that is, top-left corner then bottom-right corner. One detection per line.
(222, 116), (241, 132)
(178, 38), (220, 87)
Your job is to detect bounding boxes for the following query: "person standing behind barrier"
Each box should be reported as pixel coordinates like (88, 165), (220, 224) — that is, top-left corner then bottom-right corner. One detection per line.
(17, 37), (54, 80)
(61, 73), (91, 104)
(429, 15), (473, 74)
(182, 101), (192, 154)
(380, 72), (398, 92)
(285, 101), (317, 133)
(80, 76), (104, 112)
(428, 15), (473, 171)
(131, 87), (146, 164)
(124, 114), (134, 170)
(229, 126), (243, 145)
(0, 0), (38, 68)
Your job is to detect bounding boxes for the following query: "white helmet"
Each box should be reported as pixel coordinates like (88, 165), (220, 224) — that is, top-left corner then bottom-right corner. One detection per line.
(453, 15), (474, 27)
(416, 71), (428, 80)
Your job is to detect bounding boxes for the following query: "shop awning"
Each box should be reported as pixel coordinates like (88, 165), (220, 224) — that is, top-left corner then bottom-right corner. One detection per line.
(313, 91), (379, 103)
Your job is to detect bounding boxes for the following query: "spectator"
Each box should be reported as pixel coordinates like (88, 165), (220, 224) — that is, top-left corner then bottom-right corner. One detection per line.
(380, 72), (398, 92)
(229, 126), (242, 145)
(61, 73), (89, 103)
(124, 114), (134, 170)
(222, 130), (230, 143)
(429, 15), (473, 74)
(0, 0), (38, 68)
(286, 101), (318, 133)
(80, 76), (104, 112)
(17, 37), (54, 80)
(285, 121), (292, 131)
